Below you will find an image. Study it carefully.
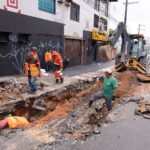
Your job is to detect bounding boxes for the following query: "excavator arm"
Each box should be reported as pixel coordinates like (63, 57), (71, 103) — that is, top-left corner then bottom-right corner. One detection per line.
(110, 22), (129, 63)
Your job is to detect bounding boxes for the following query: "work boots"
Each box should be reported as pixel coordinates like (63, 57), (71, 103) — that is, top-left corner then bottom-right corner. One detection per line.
(56, 79), (59, 83)
(60, 78), (64, 84)
(56, 78), (64, 84)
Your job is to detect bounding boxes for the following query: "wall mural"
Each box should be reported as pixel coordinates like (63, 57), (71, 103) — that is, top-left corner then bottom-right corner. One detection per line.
(0, 41), (63, 74)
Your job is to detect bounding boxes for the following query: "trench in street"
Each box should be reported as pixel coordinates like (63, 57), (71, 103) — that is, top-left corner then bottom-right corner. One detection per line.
(1, 70), (150, 150)
(10, 71), (138, 137)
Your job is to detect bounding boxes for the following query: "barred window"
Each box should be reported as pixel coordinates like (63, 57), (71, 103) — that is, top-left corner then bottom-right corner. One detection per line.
(94, 14), (99, 28)
(70, 2), (80, 22)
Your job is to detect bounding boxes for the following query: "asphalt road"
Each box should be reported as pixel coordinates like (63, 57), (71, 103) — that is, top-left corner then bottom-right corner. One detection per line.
(54, 96), (150, 150)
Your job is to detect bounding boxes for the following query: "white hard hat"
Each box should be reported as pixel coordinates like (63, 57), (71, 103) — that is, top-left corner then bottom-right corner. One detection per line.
(105, 68), (113, 74)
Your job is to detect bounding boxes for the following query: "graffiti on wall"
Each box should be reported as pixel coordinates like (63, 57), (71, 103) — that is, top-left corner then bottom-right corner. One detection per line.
(0, 41), (63, 74)
(4, 0), (21, 13)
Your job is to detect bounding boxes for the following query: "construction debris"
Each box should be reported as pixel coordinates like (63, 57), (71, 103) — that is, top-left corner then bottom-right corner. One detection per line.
(135, 101), (150, 119)
(0, 71), (147, 149)
(0, 79), (45, 103)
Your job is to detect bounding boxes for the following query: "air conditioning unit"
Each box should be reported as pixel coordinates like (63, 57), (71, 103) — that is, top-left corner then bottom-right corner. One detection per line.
(65, 0), (72, 6)
(57, 0), (64, 4)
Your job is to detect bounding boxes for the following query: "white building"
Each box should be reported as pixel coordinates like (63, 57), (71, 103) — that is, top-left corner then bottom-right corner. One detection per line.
(109, 1), (124, 30)
(0, 0), (112, 76)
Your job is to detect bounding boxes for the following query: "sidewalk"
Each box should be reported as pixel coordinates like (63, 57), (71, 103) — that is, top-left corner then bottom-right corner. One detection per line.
(0, 61), (114, 89)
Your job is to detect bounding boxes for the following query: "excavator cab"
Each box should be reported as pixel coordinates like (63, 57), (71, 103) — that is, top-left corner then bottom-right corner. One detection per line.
(128, 34), (145, 59)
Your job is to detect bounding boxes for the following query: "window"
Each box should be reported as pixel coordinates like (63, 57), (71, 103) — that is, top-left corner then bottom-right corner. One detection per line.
(94, 14), (99, 28)
(94, 0), (100, 11)
(39, 0), (55, 14)
(70, 2), (80, 22)
(104, 20), (108, 31)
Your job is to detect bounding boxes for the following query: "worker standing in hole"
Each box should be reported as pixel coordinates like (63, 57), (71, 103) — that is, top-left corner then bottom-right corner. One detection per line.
(89, 69), (118, 112)
(52, 50), (64, 84)
(45, 49), (53, 72)
(25, 52), (41, 94)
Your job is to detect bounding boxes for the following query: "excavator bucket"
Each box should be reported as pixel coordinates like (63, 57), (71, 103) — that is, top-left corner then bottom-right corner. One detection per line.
(128, 59), (147, 74)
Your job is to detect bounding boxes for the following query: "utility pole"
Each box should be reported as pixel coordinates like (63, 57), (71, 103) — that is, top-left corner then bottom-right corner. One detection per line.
(124, 0), (128, 25)
(123, 1), (139, 25)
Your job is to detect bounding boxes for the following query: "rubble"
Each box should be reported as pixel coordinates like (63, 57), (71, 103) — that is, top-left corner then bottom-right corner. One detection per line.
(0, 79), (45, 103)
(135, 101), (150, 113)
(0, 71), (143, 149)
(135, 100), (150, 119)
(129, 96), (144, 103)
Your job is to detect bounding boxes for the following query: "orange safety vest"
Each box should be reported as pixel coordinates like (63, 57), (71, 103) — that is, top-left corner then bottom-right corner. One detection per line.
(25, 62), (39, 77)
(45, 51), (52, 62)
(6, 116), (29, 128)
(53, 51), (63, 69)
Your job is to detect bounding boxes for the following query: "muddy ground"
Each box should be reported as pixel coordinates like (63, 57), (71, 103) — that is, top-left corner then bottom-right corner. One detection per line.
(0, 71), (149, 150)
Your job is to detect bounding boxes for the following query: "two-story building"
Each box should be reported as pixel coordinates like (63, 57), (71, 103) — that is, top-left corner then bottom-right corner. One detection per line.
(0, 0), (112, 76)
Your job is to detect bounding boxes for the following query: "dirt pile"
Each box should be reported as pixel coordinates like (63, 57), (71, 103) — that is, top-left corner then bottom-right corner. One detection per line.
(115, 71), (136, 98)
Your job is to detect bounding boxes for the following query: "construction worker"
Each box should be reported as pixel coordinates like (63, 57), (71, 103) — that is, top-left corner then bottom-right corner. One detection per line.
(89, 69), (118, 112)
(25, 52), (41, 94)
(52, 51), (64, 83)
(0, 116), (29, 129)
(45, 49), (53, 72)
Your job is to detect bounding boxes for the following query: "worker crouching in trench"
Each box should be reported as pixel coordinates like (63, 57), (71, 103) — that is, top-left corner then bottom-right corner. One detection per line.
(0, 116), (29, 129)
(89, 69), (118, 112)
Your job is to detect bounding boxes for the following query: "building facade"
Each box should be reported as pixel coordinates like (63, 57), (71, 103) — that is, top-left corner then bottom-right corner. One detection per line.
(0, 0), (111, 76)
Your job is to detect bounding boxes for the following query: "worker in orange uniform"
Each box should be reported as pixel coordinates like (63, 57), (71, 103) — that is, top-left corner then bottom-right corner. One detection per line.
(45, 49), (53, 72)
(52, 51), (64, 83)
(0, 116), (29, 129)
(25, 52), (41, 94)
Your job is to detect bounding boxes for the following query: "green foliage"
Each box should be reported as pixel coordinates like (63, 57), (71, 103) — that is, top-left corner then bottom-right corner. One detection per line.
(109, 29), (115, 37)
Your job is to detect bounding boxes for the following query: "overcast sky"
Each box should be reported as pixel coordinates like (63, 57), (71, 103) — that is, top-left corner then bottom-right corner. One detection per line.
(111, 0), (150, 37)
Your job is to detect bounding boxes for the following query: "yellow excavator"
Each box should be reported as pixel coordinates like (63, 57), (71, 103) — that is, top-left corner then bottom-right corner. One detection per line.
(107, 22), (150, 81)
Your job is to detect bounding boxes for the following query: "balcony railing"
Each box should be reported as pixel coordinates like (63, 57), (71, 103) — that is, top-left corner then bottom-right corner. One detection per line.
(83, 0), (109, 17)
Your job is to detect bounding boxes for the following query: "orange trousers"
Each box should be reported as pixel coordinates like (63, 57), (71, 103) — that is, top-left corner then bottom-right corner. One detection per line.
(55, 70), (63, 79)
